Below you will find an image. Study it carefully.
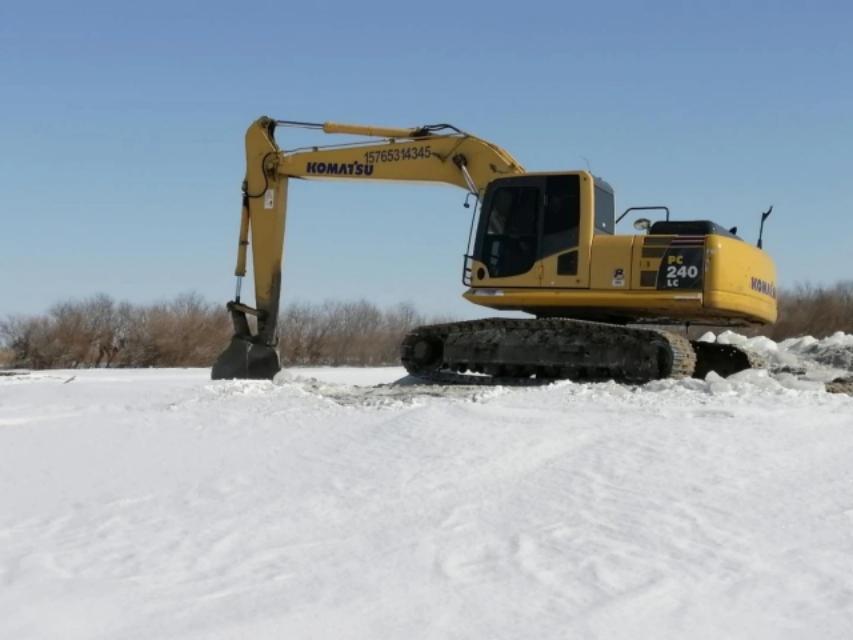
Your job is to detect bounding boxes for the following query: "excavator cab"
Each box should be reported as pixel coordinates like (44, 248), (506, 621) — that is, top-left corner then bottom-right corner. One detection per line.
(468, 173), (614, 285)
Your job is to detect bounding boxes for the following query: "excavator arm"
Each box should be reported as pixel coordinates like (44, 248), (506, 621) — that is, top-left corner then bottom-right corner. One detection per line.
(212, 116), (525, 379)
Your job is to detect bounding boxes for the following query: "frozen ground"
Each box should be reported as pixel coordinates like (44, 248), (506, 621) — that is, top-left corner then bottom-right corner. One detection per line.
(1, 334), (853, 639)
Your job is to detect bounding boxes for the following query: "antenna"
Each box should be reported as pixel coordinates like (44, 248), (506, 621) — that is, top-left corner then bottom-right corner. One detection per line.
(581, 156), (592, 172)
(757, 205), (773, 249)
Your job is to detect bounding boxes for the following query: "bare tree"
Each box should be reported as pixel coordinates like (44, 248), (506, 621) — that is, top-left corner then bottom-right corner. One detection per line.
(768, 281), (853, 340)
(0, 293), (231, 369)
(277, 299), (439, 366)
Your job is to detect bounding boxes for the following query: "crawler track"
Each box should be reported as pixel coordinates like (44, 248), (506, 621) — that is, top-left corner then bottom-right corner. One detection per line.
(401, 318), (697, 385)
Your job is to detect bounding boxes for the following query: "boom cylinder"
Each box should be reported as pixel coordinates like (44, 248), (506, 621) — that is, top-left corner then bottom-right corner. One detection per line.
(321, 121), (422, 138)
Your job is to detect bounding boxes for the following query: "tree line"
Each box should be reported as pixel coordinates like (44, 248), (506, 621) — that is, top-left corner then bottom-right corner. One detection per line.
(1, 282), (851, 370)
(0, 294), (449, 369)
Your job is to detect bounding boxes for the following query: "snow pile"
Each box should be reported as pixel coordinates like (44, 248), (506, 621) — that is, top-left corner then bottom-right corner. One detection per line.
(700, 330), (853, 380)
(2, 368), (853, 639)
(646, 367), (827, 395)
(780, 332), (853, 370)
(273, 360), (835, 407)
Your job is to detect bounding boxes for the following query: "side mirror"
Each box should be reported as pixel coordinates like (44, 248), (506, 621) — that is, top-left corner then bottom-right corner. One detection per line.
(633, 218), (651, 232)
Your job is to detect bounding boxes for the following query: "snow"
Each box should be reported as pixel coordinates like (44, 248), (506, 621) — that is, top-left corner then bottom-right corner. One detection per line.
(705, 330), (853, 380)
(1, 335), (853, 639)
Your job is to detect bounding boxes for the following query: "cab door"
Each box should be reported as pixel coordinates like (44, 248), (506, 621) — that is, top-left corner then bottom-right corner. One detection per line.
(540, 174), (589, 289)
(472, 173), (591, 289)
(474, 176), (546, 288)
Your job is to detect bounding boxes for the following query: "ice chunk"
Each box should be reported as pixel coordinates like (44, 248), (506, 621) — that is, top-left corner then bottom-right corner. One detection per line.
(716, 330), (748, 346)
(743, 335), (779, 354)
(823, 331), (853, 348)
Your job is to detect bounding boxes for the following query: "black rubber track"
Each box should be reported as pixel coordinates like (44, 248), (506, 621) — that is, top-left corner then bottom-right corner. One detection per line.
(400, 318), (696, 386)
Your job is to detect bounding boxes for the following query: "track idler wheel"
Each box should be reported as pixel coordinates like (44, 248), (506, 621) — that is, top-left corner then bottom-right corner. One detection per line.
(406, 335), (444, 369)
(211, 336), (281, 380)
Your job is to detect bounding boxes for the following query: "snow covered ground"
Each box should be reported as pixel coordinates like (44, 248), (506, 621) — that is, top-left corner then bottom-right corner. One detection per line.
(1, 335), (853, 639)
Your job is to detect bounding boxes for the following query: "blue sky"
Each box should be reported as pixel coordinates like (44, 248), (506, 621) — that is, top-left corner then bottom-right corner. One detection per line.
(1, 0), (851, 318)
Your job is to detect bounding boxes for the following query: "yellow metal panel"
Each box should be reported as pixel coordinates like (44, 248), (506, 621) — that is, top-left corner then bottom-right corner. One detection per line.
(538, 252), (584, 287)
(243, 118), (287, 341)
(631, 236), (664, 289)
(469, 257), (543, 288)
(704, 290), (777, 324)
(574, 173), (594, 288)
(589, 235), (634, 290)
(464, 288), (705, 316)
(704, 234), (777, 323)
(276, 132), (524, 195)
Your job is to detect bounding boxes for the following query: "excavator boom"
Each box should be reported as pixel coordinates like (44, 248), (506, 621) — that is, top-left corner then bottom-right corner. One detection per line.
(212, 116), (524, 379)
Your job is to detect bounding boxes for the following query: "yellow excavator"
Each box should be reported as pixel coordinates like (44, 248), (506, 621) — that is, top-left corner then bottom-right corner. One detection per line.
(212, 116), (777, 383)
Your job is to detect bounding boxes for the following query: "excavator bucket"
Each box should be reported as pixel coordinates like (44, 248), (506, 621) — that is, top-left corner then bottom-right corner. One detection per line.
(211, 337), (280, 380)
(211, 305), (281, 380)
